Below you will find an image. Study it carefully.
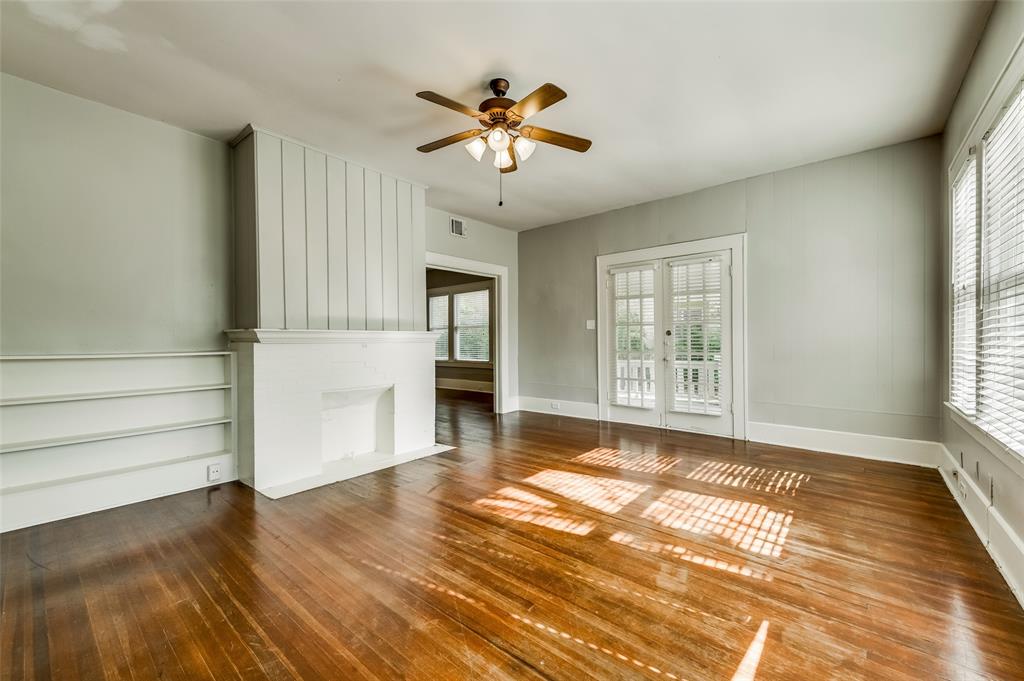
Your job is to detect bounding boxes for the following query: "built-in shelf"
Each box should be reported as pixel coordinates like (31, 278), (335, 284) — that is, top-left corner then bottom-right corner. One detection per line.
(0, 417), (232, 454)
(0, 384), (232, 407)
(0, 449), (231, 495)
(0, 351), (231, 361)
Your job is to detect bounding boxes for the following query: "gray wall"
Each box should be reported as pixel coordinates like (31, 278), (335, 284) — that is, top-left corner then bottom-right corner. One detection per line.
(1, 74), (232, 353)
(940, 2), (1024, 534)
(425, 207), (519, 398)
(234, 129), (427, 332)
(519, 136), (942, 441)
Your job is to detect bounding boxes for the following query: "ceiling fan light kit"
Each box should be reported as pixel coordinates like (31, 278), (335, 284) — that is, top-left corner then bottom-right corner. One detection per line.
(416, 77), (592, 205)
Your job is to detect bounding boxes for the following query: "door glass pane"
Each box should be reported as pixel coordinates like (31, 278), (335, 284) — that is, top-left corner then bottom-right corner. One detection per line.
(668, 257), (723, 415)
(609, 267), (657, 408)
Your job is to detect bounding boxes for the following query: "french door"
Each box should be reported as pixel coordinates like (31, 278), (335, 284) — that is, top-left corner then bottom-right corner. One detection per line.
(606, 249), (733, 437)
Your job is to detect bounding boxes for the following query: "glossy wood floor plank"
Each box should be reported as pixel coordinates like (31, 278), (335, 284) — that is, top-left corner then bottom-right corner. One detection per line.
(3, 393), (1024, 680)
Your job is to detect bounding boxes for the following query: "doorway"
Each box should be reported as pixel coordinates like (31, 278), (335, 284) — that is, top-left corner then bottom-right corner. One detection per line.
(426, 267), (496, 412)
(597, 234), (747, 439)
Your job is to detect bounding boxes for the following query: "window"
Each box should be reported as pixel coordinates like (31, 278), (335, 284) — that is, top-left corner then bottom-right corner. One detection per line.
(950, 157), (977, 415)
(428, 295), (449, 360)
(454, 289), (489, 362)
(950, 84), (1024, 457)
(428, 284), (491, 364)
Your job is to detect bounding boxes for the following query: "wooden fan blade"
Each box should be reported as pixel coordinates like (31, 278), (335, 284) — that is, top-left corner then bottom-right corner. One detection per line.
(501, 138), (517, 174)
(416, 91), (485, 119)
(416, 129), (484, 153)
(519, 125), (592, 152)
(506, 83), (566, 121)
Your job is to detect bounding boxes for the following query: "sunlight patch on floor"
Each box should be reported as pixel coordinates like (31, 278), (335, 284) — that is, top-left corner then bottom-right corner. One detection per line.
(687, 460), (808, 496)
(571, 447), (680, 474)
(522, 469), (650, 513)
(610, 530), (772, 581)
(731, 620), (769, 681)
(474, 486), (596, 535)
(641, 490), (793, 558)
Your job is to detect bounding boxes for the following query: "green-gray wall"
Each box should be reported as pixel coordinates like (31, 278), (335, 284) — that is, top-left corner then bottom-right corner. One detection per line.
(939, 2), (1024, 535)
(519, 135), (943, 441)
(1, 74), (232, 353)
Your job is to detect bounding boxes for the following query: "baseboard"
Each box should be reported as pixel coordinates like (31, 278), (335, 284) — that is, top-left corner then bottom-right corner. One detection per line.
(1, 451), (237, 532)
(517, 396), (599, 420)
(436, 378), (493, 393)
(747, 421), (942, 467)
(938, 445), (1024, 612)
(257, 444), (453, 499)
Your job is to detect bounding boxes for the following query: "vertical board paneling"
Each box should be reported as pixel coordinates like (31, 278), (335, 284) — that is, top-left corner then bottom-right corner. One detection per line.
(327, 157), (348, 329)
(255, 132), (285, 328)
(305, 149), (328, 329)
(233, 134), (259, 329)
(381, 176), (399, 330)
(346, 164), (366, 330)
(364, 170), (384, 331)
(411, 185), (427, 331)
(281, 141), (308, 329)
(397, 181), (414, 330)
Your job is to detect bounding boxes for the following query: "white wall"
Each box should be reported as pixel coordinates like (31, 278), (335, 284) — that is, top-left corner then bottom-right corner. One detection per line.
(1, 74), (232, 354)
(518, 136), (942, 442)
(939, 2), (1024, 558)
(425, 207), (520, 399)
(233, 129), (427, 332)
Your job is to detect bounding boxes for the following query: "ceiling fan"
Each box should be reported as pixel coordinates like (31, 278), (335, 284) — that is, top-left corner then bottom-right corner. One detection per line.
(416, 78), (592, 175)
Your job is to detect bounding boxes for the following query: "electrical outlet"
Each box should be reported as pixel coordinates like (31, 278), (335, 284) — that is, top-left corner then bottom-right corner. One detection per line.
(207, 463), (222, 482)
(958, 477), (967, 500)
(550, 401), (561, 411)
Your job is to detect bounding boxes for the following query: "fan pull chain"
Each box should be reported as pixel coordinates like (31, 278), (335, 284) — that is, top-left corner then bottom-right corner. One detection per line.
(498, 169), (503, 207)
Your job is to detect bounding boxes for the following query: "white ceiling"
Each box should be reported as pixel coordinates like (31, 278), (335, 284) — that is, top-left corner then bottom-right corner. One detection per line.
(1, 1), (990, 231)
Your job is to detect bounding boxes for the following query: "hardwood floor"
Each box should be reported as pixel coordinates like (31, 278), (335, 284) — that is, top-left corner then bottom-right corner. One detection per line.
(3, 395), (1024, 680)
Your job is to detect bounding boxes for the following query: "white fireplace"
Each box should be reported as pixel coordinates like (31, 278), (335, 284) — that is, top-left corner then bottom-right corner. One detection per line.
(227, 329), (448, 499)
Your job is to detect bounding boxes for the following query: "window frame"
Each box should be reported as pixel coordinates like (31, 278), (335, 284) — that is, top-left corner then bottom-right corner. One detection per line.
(947, 79), (1024, 464)
(426, 280), (495, 368)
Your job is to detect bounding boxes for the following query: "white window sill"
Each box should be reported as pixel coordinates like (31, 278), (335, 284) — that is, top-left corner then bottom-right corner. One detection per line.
(944, 402), (1024, 478)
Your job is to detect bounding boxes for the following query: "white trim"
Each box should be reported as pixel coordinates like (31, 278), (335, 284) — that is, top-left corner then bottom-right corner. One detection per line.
(225, 328), (438, 344)
(517, 396), (599, 420)
(426, 252), (514, 414)
(595, 233), (747, 438)
(747, 421), (942, 467)
(938, 445), (1024, 611)
(436, 378), (493, 393)
(945, 402), (1024, 480)
(0, 351), (230, 360)
(258, 444), (452, 499)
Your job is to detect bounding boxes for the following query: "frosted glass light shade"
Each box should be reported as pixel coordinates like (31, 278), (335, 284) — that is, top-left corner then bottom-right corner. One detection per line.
(493, 149), (513, 169)
(487, 127), (508, 151)
(513, 136), (536, 162)
(464, 137), (486, 162)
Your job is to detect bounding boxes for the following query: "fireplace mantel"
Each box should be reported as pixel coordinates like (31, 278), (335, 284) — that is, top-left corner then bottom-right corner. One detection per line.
(226, 329), (439, 344)
(228, 328), (446, 499)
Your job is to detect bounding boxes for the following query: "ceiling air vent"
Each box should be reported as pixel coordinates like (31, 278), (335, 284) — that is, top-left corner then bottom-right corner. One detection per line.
(449, 217), (467, 238)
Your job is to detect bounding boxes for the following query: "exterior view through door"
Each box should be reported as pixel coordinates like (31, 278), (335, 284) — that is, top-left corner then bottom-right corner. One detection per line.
(598, 236), (745, 439)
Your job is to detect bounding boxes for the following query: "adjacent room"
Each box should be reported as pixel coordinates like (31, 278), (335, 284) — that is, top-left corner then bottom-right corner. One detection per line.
(2, 1), (1024, 679)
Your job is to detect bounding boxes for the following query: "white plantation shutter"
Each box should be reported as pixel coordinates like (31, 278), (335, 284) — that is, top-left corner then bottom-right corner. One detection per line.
(978, 85), (1024, 454)
(950, 157), (978, 415)
(454, 289), (489, 361)
(428, 295), (449, 360)
(668, 256), (723, 415)
(609, 264), (657, 408)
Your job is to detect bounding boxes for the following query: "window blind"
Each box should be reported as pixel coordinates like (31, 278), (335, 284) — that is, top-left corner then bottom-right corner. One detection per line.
(979, 85), (1024, 454)
(454, 289), (489, 362)
(428, 295), (449, 361)
(950, 158), (978, 416)
(609, 265), (656, 408)
(668, 256), (723, 415)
